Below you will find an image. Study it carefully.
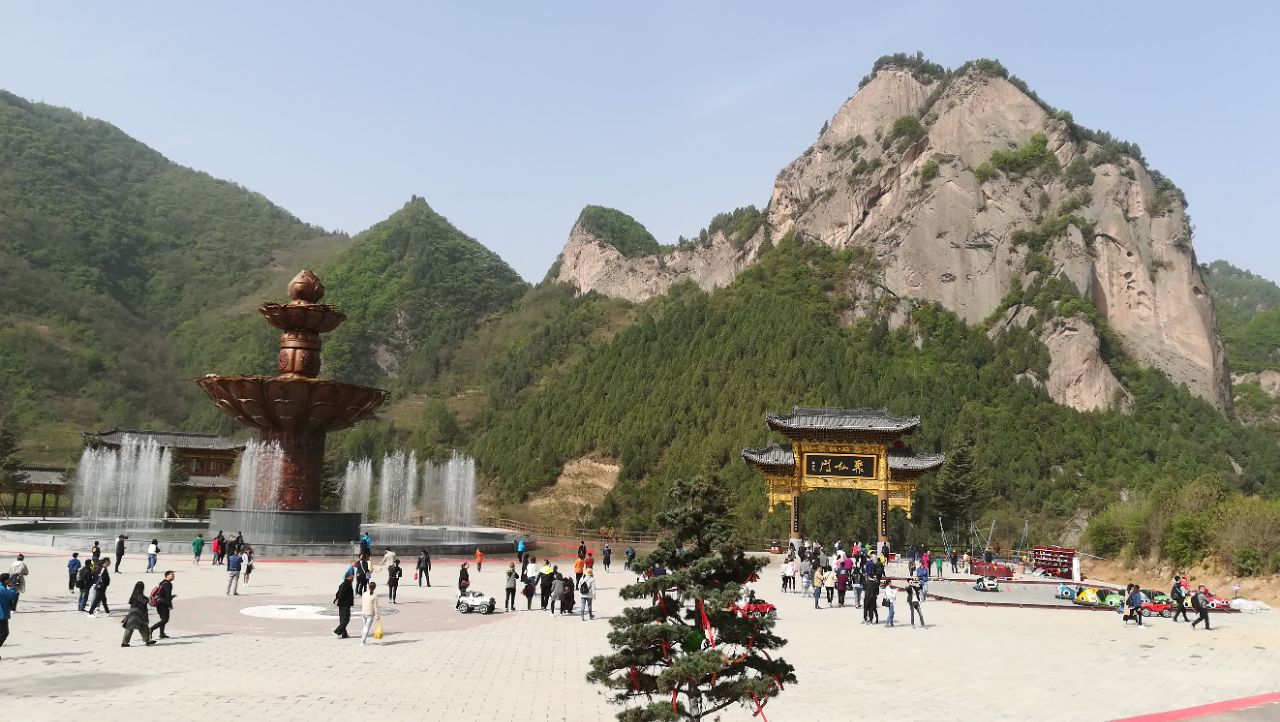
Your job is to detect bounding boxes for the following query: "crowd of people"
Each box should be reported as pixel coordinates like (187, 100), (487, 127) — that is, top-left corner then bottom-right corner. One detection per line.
(776, 539), (932, 629)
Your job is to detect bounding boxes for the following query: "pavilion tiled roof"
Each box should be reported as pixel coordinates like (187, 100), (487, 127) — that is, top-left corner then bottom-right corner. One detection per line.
(88, 428), (245, 451)
(765, 407), (921, 434)
(741, 443), (795, 467)
(16, 466), (68, 486)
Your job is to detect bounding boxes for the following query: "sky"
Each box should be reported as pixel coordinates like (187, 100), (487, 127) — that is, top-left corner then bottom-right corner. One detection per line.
(2, 2), (1278, 282)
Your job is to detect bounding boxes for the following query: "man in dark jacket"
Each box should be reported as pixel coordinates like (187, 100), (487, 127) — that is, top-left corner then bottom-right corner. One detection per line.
(1170, 576), (1189, 622)
(150, 571), (176, 638)
(76, 562), (95, 611)
(114, 535), (127, 573)
(577, 541), (587, 560)
(416, 549), (431, 587)
(333, 573), (355, 638)
(88, 566), (111, 615)
(386, 560), (402, 604)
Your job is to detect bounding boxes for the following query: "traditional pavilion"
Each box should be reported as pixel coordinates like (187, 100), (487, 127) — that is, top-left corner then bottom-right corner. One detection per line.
(743, 407), (944, 543)
(85, 428), (245, 515)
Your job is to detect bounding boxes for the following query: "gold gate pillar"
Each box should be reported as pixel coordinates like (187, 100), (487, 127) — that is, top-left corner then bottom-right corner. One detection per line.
(790, 489), (802, 540)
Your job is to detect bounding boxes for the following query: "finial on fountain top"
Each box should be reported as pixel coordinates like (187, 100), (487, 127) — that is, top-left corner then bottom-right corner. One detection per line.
(288, 270), (325, 304)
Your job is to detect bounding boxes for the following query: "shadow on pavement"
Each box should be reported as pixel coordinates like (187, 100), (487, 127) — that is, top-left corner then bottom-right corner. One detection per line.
(7, 672), (143, 696)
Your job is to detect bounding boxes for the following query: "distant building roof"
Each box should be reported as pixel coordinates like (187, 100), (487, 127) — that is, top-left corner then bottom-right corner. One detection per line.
(87, 428), (245, 451)
(16, 466), (68, 487)
(765, 407), (920, 435)
(741, 443), (944, 473)
(188, 475), (236, 489)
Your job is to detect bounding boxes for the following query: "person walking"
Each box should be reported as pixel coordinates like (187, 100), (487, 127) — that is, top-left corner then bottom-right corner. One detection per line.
(538, 562), (555, 610)
(90, 540), (102, 565)
(1125, 584), (1145, 628)
(580, 568), (596, 621)
(835, 564), (849, 607)
(881, 580), (897, 627)
(225, 550), (243, 596)
(114, 535), (127, 573)
(1170, 576), (1190, 623)
(624, 546), (635, 572)
(516, 537), (526, 565)
(359, 532), (372, 558)
(145, 539), (159, 573)
(851, 567), (864, 609)
(360, 581), (380, 645)
(602, 544), (612, 572)
(503, 563), (518, 611)
(573, 555), (585, 587)
(379, 548), (396, 573)
(87, 564), (112, 616)
(120, 582), (155, 647)
(76, 560), (95, 612)
(1190, 586), (1212, 630)
(950, 550), (958, 575)
(549, 570), (566, 615)
(416, 549), (431, 587)
(355, 554), (371, 596)
(333, 573), (355, 639)
(863, 574), (879, 624)
(149, 571), (175, 639)
(577, 540), (587, 560)
(823, 565), (836, 606)
(916, 563), (930, 601)
(192, 534), (204, 566)
(907, 577), (926, 628)
(934, 554), (944, 580)
(458, 562), (471, 594)
(211, 533), (223, 566)
(241, 548), (256, 587)
(811, 566), (826, 609)
(67, 552), (82, 593)
(474, 548), (484, 573)
(0, 573), (17, 660)
(386, 559), (402, 604)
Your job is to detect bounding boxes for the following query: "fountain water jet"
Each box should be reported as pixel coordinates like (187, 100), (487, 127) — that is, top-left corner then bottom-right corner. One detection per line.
(377, 450), (417, 525)
(74, 435), (172, 523)
(234, 440), (285, 512)
(422, 451), (476, 527)
(341, 458), (373, 516)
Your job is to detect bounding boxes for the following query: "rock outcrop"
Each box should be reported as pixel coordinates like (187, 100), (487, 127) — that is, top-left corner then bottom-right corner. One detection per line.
(1041, 316), (1133, 413)
(552, 58), (1233, 414)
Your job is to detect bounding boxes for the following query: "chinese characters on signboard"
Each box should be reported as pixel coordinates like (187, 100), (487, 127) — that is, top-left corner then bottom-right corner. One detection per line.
(880, 499), (889, 538)
(791, 495), (801, 534)
(804, 453), (877, 478)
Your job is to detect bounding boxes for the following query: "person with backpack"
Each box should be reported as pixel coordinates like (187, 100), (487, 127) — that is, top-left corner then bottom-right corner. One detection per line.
(149, 571), (175, 638)
(225, 550), (243, 596)
(76, 560), (95, 611)
(1124, 584), (1145, 627)
(416, 549), (431, 587)
(503, 563), (519, 611)
(602, 544), (612, 572)
(333, 573), (355, 639)
(192, 534), (204, 565)
(1190, 585), (1212, 630)
(624, 546), (635, 572)
(120, 581), (155, 647)
(579, 568), (597, 620)
(386, 559), (402, 604)
(1170, 576), (1190, 622)
(67, 552), (82, 593)
(87, 564), (112, 616)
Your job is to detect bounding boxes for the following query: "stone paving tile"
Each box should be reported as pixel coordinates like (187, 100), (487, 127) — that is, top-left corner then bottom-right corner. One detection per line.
(2, 543), (1277, 721)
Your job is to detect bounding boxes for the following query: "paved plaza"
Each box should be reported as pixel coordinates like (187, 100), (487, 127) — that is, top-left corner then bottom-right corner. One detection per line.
(2, 542), (1278, 722)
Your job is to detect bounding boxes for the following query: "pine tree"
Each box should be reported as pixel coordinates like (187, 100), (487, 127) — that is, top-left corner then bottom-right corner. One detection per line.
(587, 476), (796, 721)
(0, 417), (25, 517)
(930, 436), (983, 534)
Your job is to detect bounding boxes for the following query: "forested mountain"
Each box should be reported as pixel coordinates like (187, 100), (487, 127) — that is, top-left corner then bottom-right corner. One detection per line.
(1203, 260), (1280, 373)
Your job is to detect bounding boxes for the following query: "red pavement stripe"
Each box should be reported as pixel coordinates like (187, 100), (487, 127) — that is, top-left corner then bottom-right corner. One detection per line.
(1112, 691), (1280, 721)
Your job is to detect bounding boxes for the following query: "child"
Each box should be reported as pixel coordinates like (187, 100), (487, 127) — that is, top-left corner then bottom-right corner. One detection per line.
(67, 552), (82, 593)
(800, 567), (813, 597)
(475, 548), (484, 573)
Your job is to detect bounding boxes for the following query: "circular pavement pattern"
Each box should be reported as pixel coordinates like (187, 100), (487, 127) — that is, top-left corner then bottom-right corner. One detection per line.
(239, 604), (399, 620)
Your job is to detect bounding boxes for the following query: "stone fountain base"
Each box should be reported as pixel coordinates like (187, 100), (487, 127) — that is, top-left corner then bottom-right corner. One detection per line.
(208, 508), (361, 545)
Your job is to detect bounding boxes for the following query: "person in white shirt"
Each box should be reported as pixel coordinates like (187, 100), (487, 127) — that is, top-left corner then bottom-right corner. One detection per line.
(360, 581), (381, 645)
(145, 540), (160, 573)
(880, 580), (897, 627)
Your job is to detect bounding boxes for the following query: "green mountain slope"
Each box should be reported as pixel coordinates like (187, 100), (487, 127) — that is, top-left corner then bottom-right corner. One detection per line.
(459, 240), (1280, 562)
(1203, 260), (1280, 372)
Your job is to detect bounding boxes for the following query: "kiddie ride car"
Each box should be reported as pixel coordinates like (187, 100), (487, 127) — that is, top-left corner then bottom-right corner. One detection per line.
(1055, 583), (1080, 600)
(973, 576), (1000, 592)
(456, 589), (497, 614)
(738, 595), (778, 620)
(1180, 589), (1232, 610)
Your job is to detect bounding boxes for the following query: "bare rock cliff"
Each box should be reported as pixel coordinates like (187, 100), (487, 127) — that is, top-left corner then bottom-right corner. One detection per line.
(553, 61), (1233, 414)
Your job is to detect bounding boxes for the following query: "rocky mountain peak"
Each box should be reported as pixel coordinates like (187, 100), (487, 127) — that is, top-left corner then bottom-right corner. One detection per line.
(551, 55), (1232, 414)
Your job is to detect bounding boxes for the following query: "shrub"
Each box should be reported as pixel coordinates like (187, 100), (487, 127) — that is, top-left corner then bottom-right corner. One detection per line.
(1234, 546), (1263, 576)
(990, 133), (1058, 177)
(920, 160), (940, 183)
(1064, 156), (1095, 188)
(1163, 513), (1214, 567)
(974, 162), (997, 184)
(859, 51), (947, 88)
(884, 115), (925, 150)
(1058, 191), (1092, 214)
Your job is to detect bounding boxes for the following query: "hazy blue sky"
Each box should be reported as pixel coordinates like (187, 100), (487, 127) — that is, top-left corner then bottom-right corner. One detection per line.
(3, 2), (1277, 281)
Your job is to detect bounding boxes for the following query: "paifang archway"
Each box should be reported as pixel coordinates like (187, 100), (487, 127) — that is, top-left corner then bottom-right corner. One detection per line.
(743, 407), (944, 544)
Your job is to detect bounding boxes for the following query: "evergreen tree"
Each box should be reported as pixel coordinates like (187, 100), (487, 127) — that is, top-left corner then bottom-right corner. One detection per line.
(929, 436), (982, 535)
(0, 417), (25, 516)
(587, 476), (796, 721)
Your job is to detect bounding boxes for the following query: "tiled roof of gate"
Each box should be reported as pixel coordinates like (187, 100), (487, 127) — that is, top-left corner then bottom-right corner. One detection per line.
(764, 407), (920, 433)
(16, 466), (68, 486)
(741, 443), (945, 472)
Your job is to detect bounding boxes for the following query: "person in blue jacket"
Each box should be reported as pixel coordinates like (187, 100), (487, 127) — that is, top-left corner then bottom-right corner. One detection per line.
(0, 572), (19, 660)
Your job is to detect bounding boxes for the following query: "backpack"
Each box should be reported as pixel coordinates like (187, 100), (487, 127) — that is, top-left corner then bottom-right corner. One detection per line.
(579, 580), (590, 595)
(149, 586), (162, 607)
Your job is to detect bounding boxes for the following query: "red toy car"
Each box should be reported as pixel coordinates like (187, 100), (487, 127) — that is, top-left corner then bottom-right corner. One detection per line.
(738, 597), (778, 620)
